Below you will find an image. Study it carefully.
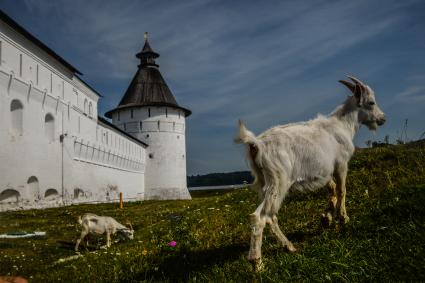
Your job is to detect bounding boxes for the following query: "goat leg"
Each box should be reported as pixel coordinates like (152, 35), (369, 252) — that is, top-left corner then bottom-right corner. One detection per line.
(321, 180), (337, 227)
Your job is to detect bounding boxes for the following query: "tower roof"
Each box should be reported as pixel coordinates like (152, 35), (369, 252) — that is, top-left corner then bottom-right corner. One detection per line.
(105, 33), (191, 118)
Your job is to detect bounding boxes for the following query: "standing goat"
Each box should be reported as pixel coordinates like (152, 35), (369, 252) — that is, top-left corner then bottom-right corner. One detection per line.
(75, 213), (134, 251)
(235, 76), (385, 271)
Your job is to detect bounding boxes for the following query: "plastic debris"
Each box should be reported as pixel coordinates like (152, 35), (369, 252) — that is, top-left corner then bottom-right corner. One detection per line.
(0, 231), (46, 239)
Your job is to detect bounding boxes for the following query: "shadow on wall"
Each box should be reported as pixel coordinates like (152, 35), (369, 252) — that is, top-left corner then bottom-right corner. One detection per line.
(45, 188), (59, 200)
(0, 189), (20, 203)
(74, 188), (85, 199)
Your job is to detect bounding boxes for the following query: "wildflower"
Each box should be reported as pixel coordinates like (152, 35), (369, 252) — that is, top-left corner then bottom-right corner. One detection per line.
(168, 241), (177, 247)
(142, 249), (148, 256)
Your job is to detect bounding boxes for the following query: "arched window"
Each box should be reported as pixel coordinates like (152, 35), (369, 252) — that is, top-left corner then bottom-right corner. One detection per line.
(88, 102), (93, 117)
(84, 99), (88, 115)
(45, 113), (55, 142)
(27, 176), (39, 198)
(0, 189), (20, 203)
(10, 99), (24, 135)
(74, 90), (79, 107)
(45, 188), (59, 199)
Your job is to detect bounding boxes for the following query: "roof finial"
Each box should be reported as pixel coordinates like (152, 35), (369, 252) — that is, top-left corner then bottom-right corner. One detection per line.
(144, 32), (148, 42)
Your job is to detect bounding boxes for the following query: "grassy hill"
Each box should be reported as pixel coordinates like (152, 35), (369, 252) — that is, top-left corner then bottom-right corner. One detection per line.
(0, 142), (424, 282)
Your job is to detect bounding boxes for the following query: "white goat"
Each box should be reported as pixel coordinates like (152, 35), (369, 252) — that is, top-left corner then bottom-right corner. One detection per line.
(235, 76), (386, 271)
(75, 213), (134, 251)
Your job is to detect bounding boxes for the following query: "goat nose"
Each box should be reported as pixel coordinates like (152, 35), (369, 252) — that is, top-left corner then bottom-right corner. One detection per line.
(378, 116), (386, 126)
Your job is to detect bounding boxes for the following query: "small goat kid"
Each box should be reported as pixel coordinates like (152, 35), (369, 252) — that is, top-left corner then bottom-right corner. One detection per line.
(75, 213), (134, 251)
(235, 76), (385, 271)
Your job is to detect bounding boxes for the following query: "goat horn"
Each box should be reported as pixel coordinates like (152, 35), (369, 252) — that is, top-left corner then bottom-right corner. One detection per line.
(347, 76), (365, 86)
(338, 80), (355, 93)
(348, 75), (367, 96)
(126, 222), (133, 231)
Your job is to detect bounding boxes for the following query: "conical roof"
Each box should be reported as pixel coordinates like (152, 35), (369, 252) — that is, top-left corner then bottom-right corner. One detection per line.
(138, 39), (158, 57)
(105, 34), (191, 118)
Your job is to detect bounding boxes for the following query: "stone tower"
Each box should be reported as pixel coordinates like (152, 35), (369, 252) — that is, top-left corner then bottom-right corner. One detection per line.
(105, 33), (191, 200)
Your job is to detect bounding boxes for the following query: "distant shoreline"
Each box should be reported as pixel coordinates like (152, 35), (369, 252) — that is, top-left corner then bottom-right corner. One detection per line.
(188, 184), (248, 191)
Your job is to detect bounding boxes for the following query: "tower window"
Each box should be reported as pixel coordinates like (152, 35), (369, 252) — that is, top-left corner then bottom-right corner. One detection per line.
(131, 109), (134, 119)
(117, 111), (120, 121)
(149, 153), (154, 159)
(148, 108), (151, 117)
(88, 102), (93, 117)
(44, 113), (55, 142)
(19, 54), (23, 77)
(84, 99), (88, 115)
(165, 108), (168, 117)
(10, 99), (24, 135)
(27, 176), (39, 194)
(74, 90), (78, 107)
(36, 64), (39, 85)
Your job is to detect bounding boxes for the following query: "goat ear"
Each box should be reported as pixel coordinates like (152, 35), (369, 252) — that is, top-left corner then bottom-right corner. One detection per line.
(126, 222), (133, 231)
(353, 84), (364, 105)
(339, 80), (355, 93)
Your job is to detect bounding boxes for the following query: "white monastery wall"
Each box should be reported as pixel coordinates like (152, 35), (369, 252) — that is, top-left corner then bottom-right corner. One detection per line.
(0, 22), (146, 211)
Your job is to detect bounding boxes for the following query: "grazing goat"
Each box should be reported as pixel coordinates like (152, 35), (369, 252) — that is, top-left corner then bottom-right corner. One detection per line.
(75, 213), (134, 251)
(235, 76), (386, 271)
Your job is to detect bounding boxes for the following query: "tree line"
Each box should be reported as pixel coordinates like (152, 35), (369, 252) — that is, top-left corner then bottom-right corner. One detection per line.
(187, 171), (253, 187)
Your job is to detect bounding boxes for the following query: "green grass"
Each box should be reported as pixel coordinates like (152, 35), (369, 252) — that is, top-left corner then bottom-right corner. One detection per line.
(1, 143), (425, 282)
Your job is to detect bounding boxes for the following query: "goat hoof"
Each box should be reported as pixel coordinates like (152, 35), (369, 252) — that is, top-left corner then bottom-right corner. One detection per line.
(250, 258), (264, 272)
(286, 243), (297, 253)
(339, 215), (350, 224)
(321, 213), (332, 227)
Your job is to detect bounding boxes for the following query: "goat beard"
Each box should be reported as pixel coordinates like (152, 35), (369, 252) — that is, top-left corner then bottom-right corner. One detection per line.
(365, 121), (378, 131)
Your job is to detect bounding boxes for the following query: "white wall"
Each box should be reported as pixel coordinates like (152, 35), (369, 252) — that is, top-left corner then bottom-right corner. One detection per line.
(0, 22), (146, 211)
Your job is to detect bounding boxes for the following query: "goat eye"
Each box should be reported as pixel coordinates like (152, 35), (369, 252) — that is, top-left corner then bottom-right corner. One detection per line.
(368, 101), (375, 106)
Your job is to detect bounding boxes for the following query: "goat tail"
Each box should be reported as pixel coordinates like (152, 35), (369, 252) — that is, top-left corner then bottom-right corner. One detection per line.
(235, 120), (265, 194)
(234, 120), (259, 145)
(77, 216), (83, 225)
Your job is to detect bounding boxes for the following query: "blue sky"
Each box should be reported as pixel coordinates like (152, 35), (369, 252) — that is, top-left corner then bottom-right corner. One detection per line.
(1, 1), (424, 175)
